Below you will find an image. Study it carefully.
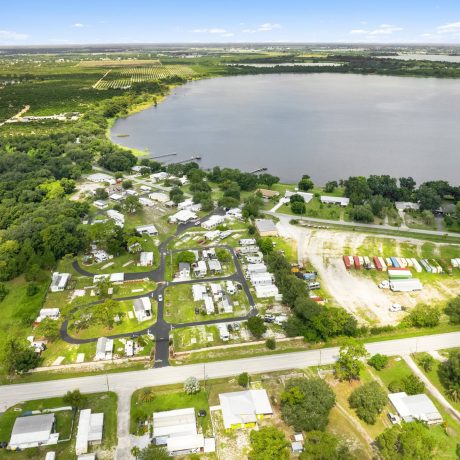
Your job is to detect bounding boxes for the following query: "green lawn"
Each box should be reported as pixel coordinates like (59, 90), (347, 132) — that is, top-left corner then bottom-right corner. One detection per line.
(165, 283), (249, 325)
(0, 392), (117, 459)
(278, 196), (343, 221)
(412, 352), (460, 413)
(0, 275), (49, 374)
(68, 298), (157, 340)
(130, 388), (211, 435)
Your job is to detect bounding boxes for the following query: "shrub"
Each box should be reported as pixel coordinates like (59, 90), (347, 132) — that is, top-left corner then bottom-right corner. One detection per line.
(368, 354), (389, 371)
(407, 304), (440, 328)
(388, 380), (404, 393)
(266, 338), (276, 350)
(417, 353), (435, 372)
(184, 376), (200, 394)
(238, 372), (250, 388)
(26, 282), (39, 297)
(247, 316), (267, 338)
(402, 374), (425, 395)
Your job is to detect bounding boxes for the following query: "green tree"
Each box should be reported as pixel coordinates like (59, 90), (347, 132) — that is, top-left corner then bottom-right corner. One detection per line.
(26, 282), (39, 297)
(324, 181), (338, 193)
(1, 337), (40, 374)
(122, 179), (133, 189)
(291, 201), (306, 214)
(281, 377), (335, 432)
(0, 283), (10, 302)
(176, 251), (196, 265)
(248, 426), (289, 460)
(417, 185), (442, 212)
(266, 338), (276, 350)
(301, 431), (353, 460)
(376, 422), (439, 460)
(445, 297), (460, 324)
(298, 175), (314, 191)
(238, 372), (250, 388)
(170, 186), (184, 204)
(401, 374), (425, 395)
(348, 381), (387, 424)
(334, 339), (368, 381)
(92, 299), (117, 329)
(438, 350), (460, 397)
(35, 318), (60, 341)
(417, 353), (435, 372)
(138, 446), (170, 460)
(247, 316), (267, 338)
(344, 176), (372, 205)
(407, 304), (440, 328)
(122, 195), (142, 214)
(368, 354), (389, 371)
(63, 389), (88, 409)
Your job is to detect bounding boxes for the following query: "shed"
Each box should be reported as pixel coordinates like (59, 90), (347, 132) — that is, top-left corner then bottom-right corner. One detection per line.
(139, 252), (154, 267)
(255, 219), (278, 237)
(9, 414), (57, 450)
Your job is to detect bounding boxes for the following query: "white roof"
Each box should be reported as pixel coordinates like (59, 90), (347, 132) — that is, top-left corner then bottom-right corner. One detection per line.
(219, 390), (273, 429)
(247, 263), (267, 273)
(87, 173), (114, 183)
(51, 272), (70, 289)
(149, 192), (169, 202)
(285, 190), (314, 203)
(167, 434), (204, 453)
(153, 408), (197, 438)
(192, 284), (207, 301)
(389, 392), (442, 423)
(208, 259), (222, 271)
(170, 210), (197, 223)
(196, 260), (207, 271)
(110, 272), (124, 282)
(140, 252), (153, 264)
(133, 297), (151, 314)
(255, 219), (278, 233)
(9, 414), (55, 447)
(107, 209), (124, 221)
(320, 195), (350, 205)
(39, 308), (60, 317)
(76, 409), (104, 455)
(136, 224), (158, 234)
(45, 453), (56, 460)
(203, 294), (214, 314)
(78, 455), (96, 460)
(395, 201), (420, 211)
(96, 337), (113, 354)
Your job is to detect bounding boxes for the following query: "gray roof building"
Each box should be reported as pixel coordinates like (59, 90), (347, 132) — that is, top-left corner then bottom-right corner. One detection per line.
(9, 414), (58, 449)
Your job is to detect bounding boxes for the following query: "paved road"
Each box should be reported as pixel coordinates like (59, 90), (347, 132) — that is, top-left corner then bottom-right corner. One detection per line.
(63, 210), (256, 367)
(268, 210), (460, 238)
(403, 354), (460, 423)
(3, 331), (460, 411)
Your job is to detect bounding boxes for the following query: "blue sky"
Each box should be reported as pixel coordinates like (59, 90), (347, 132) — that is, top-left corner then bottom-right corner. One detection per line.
(1, 0), (460, 45)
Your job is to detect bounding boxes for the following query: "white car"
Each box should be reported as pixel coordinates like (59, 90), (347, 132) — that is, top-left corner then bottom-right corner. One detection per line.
(158, 294), (163, 302)
(379, 280), (390, 289)
(389, 303), (402, 312)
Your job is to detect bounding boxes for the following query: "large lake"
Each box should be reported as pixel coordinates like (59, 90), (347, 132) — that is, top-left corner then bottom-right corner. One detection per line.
(111, 74), (460, 184)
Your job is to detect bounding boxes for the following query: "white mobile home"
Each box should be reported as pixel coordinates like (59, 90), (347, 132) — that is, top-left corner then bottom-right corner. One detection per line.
(50, 272), (71, 292)
(133, 297), (152, 322)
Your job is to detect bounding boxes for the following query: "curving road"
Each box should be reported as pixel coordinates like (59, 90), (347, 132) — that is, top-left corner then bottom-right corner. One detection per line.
(63, 210), (257, 367)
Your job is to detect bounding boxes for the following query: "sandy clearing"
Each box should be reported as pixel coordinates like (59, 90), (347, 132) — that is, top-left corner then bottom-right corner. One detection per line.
(275, 217), (460, 326)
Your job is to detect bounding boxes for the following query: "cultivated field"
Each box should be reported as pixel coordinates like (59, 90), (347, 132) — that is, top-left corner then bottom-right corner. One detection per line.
(93, 65), (196, 89)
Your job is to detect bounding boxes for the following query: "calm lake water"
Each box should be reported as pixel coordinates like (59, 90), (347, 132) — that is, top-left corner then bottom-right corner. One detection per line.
(111, 74), (460, 184)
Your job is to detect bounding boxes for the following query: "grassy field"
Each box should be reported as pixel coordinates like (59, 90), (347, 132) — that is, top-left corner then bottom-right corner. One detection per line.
(130, 387), (211, 435)
(0, 392), (117, 459)
(68, 298), (157, 339)
(164, 282), (249, 325)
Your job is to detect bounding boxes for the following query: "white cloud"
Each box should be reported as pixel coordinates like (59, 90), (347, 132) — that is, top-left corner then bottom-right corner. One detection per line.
(73, 23), (85, 28)
(436, 22), (460, 35)
(0, 30), (28, 41)
(243, 23), (282, 33)
(221, 32), (234, 37)
(258, 22), (281, 32)
(192, 28), (227, 34)
(349, 24), (403, 36)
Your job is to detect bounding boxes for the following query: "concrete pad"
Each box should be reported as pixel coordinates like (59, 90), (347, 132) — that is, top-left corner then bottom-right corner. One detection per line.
(76, 353), (85, 363)
(128, 311), (134, 319)
(52, 357), (65, 366)
(123, 260), (134, 267)
(101, 261), (114, 269)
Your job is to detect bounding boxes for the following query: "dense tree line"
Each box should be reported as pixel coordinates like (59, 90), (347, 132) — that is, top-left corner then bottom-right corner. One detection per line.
(265, 251), (358, 341)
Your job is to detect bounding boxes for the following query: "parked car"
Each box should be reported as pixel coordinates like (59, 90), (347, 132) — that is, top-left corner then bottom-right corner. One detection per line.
(158, 294), (163, 302)
(389, 303), (403, 312)
(264, 314), (275, 323)
(379, 280), (390, 289)
(388, 412), (399, 424)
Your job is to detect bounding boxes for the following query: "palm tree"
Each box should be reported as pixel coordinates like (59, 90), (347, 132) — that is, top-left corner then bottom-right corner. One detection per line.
(137, 388), (155, 403)
(131, 446), (141, 459)
(446, 387), (460, 403)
